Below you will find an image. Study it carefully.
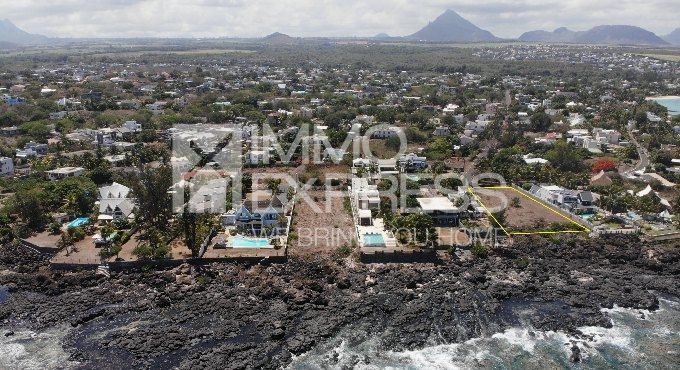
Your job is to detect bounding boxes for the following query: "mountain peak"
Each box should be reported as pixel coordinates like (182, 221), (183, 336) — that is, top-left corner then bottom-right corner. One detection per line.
(262, 32), (297, 44)
(0, 19), (49, 45)
(407, 9), (499, 42)
(663, 28), (680, 45)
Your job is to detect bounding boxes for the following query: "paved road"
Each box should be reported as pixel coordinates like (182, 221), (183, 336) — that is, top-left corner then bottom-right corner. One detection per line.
(624, 127), (650, 177)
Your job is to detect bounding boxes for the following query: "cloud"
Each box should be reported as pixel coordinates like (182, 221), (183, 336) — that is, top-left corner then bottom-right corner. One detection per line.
(1, 0), (678, 39)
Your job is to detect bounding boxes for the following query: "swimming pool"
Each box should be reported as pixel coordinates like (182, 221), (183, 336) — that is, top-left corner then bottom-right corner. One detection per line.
(363, 233), (385, 247)
(67, 217), (90, 229)
(232, 237), (270, 248)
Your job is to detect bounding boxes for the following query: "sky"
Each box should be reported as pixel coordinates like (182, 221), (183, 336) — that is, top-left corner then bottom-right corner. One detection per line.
(1, 0), (678, 39)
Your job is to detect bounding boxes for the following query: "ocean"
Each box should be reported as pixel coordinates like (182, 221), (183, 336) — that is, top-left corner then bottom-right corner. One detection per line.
(0, 295), (677, 369)
(649, 97), (680, 116)
(289, 296), (680, 369)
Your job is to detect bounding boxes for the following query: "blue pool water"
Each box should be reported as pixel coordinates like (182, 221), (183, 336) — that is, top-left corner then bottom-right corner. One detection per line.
(649, 97), (680, 116)
(67, 217), (90, 229)
(232, 237), (270, 248)
(363, 233), (385, 247)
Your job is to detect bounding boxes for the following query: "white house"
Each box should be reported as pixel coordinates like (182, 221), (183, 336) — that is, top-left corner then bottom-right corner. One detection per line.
(530, 184), (578, 206)
(123, 120), (142, 132)
(647, 112), (662, 123)
(442, 103), (459, 114)
(522, 154), (549, 165)
(247, 150), (270, 165)
(351, 177), (380, 211)
(98, 182), (136, 221)
(46, 167), (85, 181)
(224, 190), (288, 234)
(465, 120), (490, 135)
(371, 126), (402, 139)
(16, 142), (48, 159)
(398, 153), (427, 171)
(417, 197), (461, 226)
(593, 128), (621, 145)
(0, 157), (13, 176)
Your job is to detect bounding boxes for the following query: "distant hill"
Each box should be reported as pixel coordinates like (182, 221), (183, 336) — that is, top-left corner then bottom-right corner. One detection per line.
(262, 32), (297, 44)
(0, 19), (49, 45)
(662, 28), (680, 45)
(519, 27), (575, 43)
(406, 9), (499, 42)
(374, 33), (392, 39)
(519, 25), (668, 45)
(0, 41), (20, 49)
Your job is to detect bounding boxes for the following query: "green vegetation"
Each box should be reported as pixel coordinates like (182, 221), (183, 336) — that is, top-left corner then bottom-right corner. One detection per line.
(471, 242), (489, 258)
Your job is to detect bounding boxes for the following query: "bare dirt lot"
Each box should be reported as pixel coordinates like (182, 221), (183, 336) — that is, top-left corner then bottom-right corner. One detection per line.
(472, 187), (584, 233)
(289, 190), (356, 256)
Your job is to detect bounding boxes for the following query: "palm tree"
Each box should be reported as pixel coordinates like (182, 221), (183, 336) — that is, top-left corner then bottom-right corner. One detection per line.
(62, 193), (79, 218)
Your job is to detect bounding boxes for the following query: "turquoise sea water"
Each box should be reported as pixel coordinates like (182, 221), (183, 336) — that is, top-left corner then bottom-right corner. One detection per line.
(232, 237), (269, 248)
(289, 296), (680, 369)
(650, 97), (680, 116)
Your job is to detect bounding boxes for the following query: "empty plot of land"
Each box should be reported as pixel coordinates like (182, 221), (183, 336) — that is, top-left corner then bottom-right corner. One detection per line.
(437, 227), (470, 247)
(471, 187), (586, 234)
(289, 190), (356, 256)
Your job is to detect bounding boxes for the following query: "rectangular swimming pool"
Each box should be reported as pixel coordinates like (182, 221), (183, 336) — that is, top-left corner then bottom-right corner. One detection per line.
(232, 237), (271, 248)
(363, 233), (385, 247)
(67, 217), (90, 229)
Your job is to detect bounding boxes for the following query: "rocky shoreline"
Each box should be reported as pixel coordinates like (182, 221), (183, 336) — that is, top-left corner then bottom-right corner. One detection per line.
(0, 235), (678, 369)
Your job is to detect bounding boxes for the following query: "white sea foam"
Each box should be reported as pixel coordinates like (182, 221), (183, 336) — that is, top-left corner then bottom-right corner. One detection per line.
(289, 297), (680, 369)
(0, 326), (77, 370)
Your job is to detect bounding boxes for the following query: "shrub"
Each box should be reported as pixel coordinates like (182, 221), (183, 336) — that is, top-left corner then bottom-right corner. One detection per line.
(335, 244), (353, 258)
(471, 242), (488, 258)
(49, 221), (62, 235)
(71, 227), (86, 241)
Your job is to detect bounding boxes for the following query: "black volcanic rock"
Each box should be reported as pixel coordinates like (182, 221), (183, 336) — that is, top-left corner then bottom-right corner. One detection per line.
(0, 19), (49, 45)
(1, 235), (678, 369)
(662, 28), (680, 45)
(520, 24), (668, 45)
(407, 9), (499, 42)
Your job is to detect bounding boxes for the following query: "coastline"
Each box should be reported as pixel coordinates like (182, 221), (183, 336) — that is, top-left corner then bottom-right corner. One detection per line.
(645, 95), (680, 100)
(0, 235), (678, 369)
(288, 295), (680, 369)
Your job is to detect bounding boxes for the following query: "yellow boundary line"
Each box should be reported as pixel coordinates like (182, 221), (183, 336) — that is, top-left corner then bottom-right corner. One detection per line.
(468, 186), (590, 236)
(467, 187), (510, 237)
